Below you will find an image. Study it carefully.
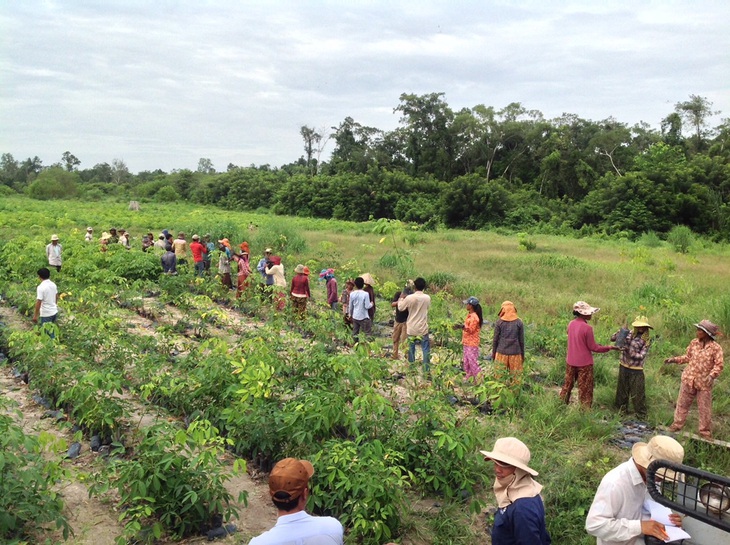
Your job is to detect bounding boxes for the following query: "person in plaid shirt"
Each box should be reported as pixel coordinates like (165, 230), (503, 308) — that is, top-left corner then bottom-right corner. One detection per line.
(665, 319), (724, 440)
(611, 316), (652, 419)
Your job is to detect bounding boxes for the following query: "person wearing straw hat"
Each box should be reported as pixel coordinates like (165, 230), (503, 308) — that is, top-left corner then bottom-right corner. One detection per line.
(586, 435), (685, 545)
(360, 273), (376, 321)
(665, 320), (724, 440)
(611, 316), (653, 419)
(480, 437), (551, 545)
(560, 301), (620, 408)
(290, 264), (311, 318)
(249, 457), (343, 545)
(46, 234), (63, 272)
(85, 227), (94, 242)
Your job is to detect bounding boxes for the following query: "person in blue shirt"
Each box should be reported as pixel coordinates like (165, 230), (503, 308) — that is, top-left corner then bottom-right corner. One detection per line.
(480, 437), (551, 545)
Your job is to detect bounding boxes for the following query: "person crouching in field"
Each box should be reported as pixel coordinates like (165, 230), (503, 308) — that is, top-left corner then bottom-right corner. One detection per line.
(560, 301), (619, 408)
(492, 301), (525, 380)
(665, 319), (724, 440)
(611, 316), (652, 419)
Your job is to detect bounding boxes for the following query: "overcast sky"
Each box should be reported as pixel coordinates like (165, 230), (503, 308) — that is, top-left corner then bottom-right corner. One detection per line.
(2, 0), (729, 173)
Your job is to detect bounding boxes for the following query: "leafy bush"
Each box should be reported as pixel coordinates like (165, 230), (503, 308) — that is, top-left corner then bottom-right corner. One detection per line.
(0, 399), (71, 543)
(638, 230), (662, 248)
(667, 225), (694, 253)
(518, 232), (537, 251)
(91, 420), (246, 543)
(427, 271), (457, 289)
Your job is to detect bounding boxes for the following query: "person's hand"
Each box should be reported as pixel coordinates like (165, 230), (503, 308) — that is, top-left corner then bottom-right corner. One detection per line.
(704, 375), (715, 388)
(610, 345), (621, 351)
(663, 358), (673, 364)
(641, 520), (669, 541)
(668, 513), (683, 527)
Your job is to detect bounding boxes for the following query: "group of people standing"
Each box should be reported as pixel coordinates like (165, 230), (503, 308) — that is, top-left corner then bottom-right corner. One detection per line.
(560, 300), (724, 440)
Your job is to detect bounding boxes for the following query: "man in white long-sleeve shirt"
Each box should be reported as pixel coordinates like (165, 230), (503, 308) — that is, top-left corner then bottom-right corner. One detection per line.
(585, 435), (684, 545)
(347, 277), (373, 344)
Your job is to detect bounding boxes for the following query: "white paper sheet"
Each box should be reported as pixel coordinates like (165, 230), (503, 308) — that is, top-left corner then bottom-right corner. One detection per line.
(644, 498), (692, 542)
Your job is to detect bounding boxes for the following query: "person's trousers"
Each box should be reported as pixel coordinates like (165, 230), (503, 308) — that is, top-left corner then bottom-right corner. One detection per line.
(559, 364), (594, 408)
(408, 334), (431, 372)
(291, 295), (307, 318)
(352, 318), (372, 343)
(615, 366), (647, 418)
(392, 321), (407, 357)
(463, 345), (481, 378)
(672, 382), (713, 435)
(194, 261), (205, 276)
(40, 313), (58, 339)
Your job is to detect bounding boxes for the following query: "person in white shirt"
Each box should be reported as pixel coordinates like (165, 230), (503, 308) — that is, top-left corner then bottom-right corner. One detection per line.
(33, 267), (59, 337)
(585, 435), (685, 545)
(46, 234), (63, 271)
(397, 277), (432, 373)
(249, 457), (343, 545)
(347, 277), (373, 344)
(85, 227), (93, 242)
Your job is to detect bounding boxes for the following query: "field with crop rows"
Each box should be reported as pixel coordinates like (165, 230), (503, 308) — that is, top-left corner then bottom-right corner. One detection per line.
(1, 196), (729, 545)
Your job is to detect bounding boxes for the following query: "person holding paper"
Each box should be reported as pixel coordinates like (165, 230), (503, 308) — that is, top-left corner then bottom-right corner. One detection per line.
(586, 435), (684, 545)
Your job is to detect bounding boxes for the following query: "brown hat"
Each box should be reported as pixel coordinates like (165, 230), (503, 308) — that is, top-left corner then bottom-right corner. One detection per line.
(268, 458), (314, 504)
(695, 320), (719, 340)
(573, 301), (599, 316)
(480, 437), (538, 476)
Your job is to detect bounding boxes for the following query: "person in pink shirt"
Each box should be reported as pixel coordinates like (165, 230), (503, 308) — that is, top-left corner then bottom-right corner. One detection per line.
(559, 301), (620, 408)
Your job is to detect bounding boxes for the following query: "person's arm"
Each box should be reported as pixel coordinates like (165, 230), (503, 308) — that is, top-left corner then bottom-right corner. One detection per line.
(257, 259), (266, 273)
(33, 299), (41, 323)
(396, 296), (408, 311)
(665, 342), (692, 365)
(585, 326), (613, 353)
(518, 321), (525, 358)
(348, 294), (354, 317)
(708, 345), (724, 383)
(586, 480), (643, 542)
(364, 296), (373, 310)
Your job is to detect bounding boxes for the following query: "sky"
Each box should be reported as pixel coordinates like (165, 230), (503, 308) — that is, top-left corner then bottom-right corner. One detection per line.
(1, 0), (729, 173)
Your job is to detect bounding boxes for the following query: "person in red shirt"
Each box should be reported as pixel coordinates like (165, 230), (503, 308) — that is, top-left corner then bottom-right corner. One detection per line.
(290, 264), (311, 319)
(189, 234), (207, 277)
(231, 242), (252, 298)
(559, 301), (620, 408)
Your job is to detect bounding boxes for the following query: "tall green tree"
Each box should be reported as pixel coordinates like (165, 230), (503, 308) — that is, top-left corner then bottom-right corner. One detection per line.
(675, 94), (719, 152)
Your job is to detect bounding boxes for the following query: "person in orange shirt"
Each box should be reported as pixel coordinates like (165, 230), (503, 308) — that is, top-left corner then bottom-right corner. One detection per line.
(460, 296), (483, 380)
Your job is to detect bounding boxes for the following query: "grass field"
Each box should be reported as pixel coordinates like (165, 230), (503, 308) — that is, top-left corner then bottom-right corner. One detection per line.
(1, 195), (729, 545)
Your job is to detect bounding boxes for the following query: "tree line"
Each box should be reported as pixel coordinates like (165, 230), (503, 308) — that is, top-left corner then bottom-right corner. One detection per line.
(2, 93), (729, 239)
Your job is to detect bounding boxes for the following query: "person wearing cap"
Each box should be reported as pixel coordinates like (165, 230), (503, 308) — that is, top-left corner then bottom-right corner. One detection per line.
(249, 457), (343, 545)
(290, 265), (312, 318)
(586, 435), (685, 545)
(398, 277), (432, 373)
(189, 234), (207, 276)
(560, 301), (620, 408)
(611, 316), (653, 419)
(480, 438), (551, 545)
(265, 256), (286, 311)
(257, 248), (275, 287)
(458, 296), (484, 380)
(231, 242), (252, 297)
(492, 301), (525, 379)
(45, 234), (63, 272)
(85, 227), (93, 242)
(665, 320), (724, 440)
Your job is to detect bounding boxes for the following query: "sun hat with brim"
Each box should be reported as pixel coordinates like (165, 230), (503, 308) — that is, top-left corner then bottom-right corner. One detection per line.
(86, 227), (93, 231)
(268, 458), (314, 504)
(218, 238), (231, 249)
(303, 266), (310, 275)
(100, 232), (111, 241)
(295, 264), (305, 274)
(192, 234), (200, 240)
(694, 320), (719, 340)
(632, 435), (684, 481)
(463, 296), (479, 306)
(51, 234), (59, 241)
(631, 316), (653, 329)
(480, 437), (538, 476)
(360, 273), (375, 286)
(573, 301), (599, 316)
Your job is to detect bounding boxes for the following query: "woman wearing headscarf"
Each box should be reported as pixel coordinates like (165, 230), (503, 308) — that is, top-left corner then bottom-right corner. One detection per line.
(265, 256), (286, 311)
(217, 239), (233, 290)
(231, 241), (252, 298)
(480, 437), (551, 545)
(290, 264), (311, 318)
(492, 301), (526, 375)
(319, 268), (338, 311)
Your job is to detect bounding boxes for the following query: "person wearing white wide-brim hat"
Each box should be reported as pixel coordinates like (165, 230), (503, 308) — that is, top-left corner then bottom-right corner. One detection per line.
(586, 435), (685, 545)
(559, 301), (621, 408)
(611, 315), (654, 419)
(46, 234), (63, 271)
(664, 319), (724, 440)
(480, 437), (551, 545)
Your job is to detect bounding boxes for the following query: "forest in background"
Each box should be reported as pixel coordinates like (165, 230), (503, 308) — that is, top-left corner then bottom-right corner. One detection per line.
(2, 93), (729, 239)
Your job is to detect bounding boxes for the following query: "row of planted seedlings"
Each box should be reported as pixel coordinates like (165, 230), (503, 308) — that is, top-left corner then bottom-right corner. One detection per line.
(0, 243), (248, 543)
